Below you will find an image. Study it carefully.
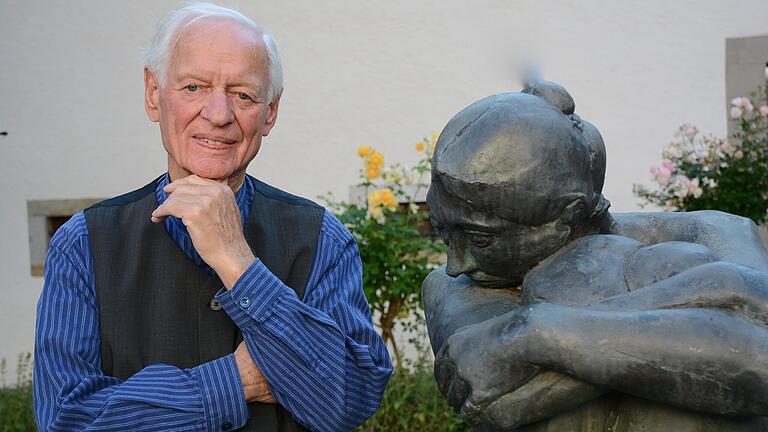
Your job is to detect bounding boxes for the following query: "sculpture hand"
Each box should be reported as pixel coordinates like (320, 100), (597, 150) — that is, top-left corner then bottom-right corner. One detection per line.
(434, 307), (540, 427)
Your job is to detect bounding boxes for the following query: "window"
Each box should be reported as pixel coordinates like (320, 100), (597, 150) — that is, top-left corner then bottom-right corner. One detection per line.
(27, 198), (103, 276)
(724, 35), (768, 136)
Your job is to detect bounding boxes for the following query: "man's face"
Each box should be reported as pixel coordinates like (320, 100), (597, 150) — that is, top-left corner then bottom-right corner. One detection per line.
(144, 19), (280, 186)
(427, 181), (572, 288)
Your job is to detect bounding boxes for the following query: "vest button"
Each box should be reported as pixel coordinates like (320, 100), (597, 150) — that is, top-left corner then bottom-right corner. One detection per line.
(209, 298), (222, 311)
(221, 420), (233, 431)
(239, 297), (251, 308)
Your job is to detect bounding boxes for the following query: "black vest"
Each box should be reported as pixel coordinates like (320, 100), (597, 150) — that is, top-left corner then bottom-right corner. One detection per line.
(84, 175), (325, 431)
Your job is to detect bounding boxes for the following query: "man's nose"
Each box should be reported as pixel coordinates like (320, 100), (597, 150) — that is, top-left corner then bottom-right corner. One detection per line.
(201, 90), (235, 126)
(445, 236), (476, 277)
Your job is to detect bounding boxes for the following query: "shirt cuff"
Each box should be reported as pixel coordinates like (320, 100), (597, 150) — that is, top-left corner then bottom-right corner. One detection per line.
(216, 258), (294, 329)
(191, 354), (249, 432)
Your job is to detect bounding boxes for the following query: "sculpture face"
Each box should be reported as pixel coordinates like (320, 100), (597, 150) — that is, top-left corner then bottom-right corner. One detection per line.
(427, 92), (600, 288)
(428, 180), (573, 288)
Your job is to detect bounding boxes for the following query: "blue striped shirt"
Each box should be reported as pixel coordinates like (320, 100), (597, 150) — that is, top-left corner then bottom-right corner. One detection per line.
(34, 174), (392, 431)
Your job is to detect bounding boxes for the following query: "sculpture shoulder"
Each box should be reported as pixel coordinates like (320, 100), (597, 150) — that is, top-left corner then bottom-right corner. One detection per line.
(624, 241), (718, 290)
(522, 235), (642, 306)
(522, 233), (733, 306)
(611, 211), (768, 272)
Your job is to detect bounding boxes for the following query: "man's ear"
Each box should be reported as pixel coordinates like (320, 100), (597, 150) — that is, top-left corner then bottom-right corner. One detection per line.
(144, 67), (161, 123)
(261, 92), (282, 137)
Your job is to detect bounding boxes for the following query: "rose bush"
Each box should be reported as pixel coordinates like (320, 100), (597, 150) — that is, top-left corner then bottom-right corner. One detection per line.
(634, 87), (768, 224)
(324, 133), (445, 366)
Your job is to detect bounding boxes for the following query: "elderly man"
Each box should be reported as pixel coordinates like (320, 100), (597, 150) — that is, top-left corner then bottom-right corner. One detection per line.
(424, 83), (768, 431)
(34, 3), (391, 431)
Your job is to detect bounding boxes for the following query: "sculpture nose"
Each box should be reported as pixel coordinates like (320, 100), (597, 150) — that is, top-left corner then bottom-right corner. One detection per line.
(445, 235), (476, 277)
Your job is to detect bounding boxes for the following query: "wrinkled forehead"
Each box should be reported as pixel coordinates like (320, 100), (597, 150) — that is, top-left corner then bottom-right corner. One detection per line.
(171, 17), (267, 66)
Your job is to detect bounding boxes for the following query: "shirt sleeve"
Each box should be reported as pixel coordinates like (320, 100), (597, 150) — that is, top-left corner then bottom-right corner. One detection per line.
(215, 211), (393, 432)
(33, 213), (248, 431)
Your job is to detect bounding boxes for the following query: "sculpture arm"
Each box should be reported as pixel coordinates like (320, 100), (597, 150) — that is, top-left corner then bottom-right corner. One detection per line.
(525, 303), (768, 415)
(423, 267), (606, 428)
(435, 261), (768, 428)
(521, 260), (768, 415)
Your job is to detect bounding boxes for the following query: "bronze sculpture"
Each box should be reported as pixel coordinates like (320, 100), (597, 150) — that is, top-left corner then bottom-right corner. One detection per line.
(423, 82), (768, 431)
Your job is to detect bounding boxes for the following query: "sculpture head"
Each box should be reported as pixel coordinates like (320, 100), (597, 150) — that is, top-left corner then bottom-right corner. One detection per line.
(427, 88), (609, 288)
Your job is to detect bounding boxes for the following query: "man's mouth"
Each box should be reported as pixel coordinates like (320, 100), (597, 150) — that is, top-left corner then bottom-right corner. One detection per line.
(193, 135), (237, 148)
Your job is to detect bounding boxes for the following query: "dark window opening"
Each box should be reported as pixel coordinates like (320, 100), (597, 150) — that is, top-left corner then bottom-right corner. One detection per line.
(47, 215), (72, 241)
(28, 198), (103, 277)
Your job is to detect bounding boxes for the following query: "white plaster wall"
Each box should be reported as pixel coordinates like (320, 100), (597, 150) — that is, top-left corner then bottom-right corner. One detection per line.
(1, 0), (768, 376)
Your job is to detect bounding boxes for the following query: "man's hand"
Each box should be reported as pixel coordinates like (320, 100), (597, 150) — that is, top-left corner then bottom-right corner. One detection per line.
(235, 341), (277, 404)
(435, 307), (540, 427)
(151, 175), (255, 288)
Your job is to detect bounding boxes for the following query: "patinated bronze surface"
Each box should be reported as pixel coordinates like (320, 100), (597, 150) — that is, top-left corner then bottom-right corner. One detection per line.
(423, 82), (768, 431)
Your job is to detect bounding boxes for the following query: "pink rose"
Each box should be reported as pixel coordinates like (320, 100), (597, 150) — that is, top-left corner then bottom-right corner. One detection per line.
(656, 167), (672, 185)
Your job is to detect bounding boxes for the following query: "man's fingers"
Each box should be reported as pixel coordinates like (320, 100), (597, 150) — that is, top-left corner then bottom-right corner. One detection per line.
(164, 174), (226, 193)
(164, 181), (232, 206)
(151, 195), (205, 223)
(162, 183), (215, 198)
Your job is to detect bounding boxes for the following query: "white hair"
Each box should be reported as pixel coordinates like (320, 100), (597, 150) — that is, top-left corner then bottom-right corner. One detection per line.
(145, 2), (283, 101)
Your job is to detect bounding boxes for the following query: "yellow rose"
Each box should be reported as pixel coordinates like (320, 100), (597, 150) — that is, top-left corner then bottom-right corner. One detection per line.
(367, 190), (380, 207)
(365, 166), (380, 180)
(378, 188), (397, 210)
(369, 152), (384, 167)
(367, 205), (385, 224)
(415, 142), (425, 152)
(368, 188), (397, 210)
(431, 131), (440, 145)
(357, 146), (373, 157)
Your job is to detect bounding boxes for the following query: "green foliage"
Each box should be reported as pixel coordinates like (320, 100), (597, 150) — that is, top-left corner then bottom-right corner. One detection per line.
(323, 136), (446, 366)
(634, 87), (768, 224)
(356, 338), (468, 432)
(356, 365), (469, 432)
(0, 354), (35, 431)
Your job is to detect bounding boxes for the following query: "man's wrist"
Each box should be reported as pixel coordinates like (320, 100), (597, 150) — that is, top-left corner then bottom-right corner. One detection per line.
(216, 248), (256, 289)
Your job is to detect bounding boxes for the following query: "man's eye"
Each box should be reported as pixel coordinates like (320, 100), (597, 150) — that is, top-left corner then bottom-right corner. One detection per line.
(185, 83), (199, 92)
(238, 92), (253, 101)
